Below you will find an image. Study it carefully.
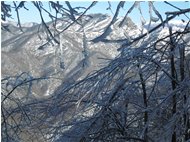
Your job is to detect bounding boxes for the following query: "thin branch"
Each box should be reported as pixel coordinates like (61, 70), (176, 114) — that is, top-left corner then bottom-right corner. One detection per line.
(164, 1), (190, 19)
(92, 1), (125, 42)
(13, 1), (23, 32)
(32, 1), (60, 45)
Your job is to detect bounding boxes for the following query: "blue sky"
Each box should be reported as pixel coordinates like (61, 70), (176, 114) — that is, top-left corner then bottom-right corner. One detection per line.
(6, 1), (190, 24)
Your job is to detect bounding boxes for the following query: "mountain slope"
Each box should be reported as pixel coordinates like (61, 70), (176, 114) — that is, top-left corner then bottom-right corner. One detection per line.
(2, 15), (189, 98)
(1, 14), (136, 97)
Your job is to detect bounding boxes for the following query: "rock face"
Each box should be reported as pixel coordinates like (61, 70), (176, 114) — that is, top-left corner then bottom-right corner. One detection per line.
(1, 14), (138, 97)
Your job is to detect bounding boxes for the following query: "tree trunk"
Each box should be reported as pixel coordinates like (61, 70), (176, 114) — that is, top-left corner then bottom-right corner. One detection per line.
(179, 45), (190, 140)
(138, 64), (148, 142)
(169, 27), (177, 142)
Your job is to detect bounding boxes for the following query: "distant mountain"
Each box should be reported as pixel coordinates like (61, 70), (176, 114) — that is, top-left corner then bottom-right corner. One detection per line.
(1, 14), (138, 98)
(1, 14), (189, 98)
(1, 20), (38, 28)
(143, 19), (189, 31)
